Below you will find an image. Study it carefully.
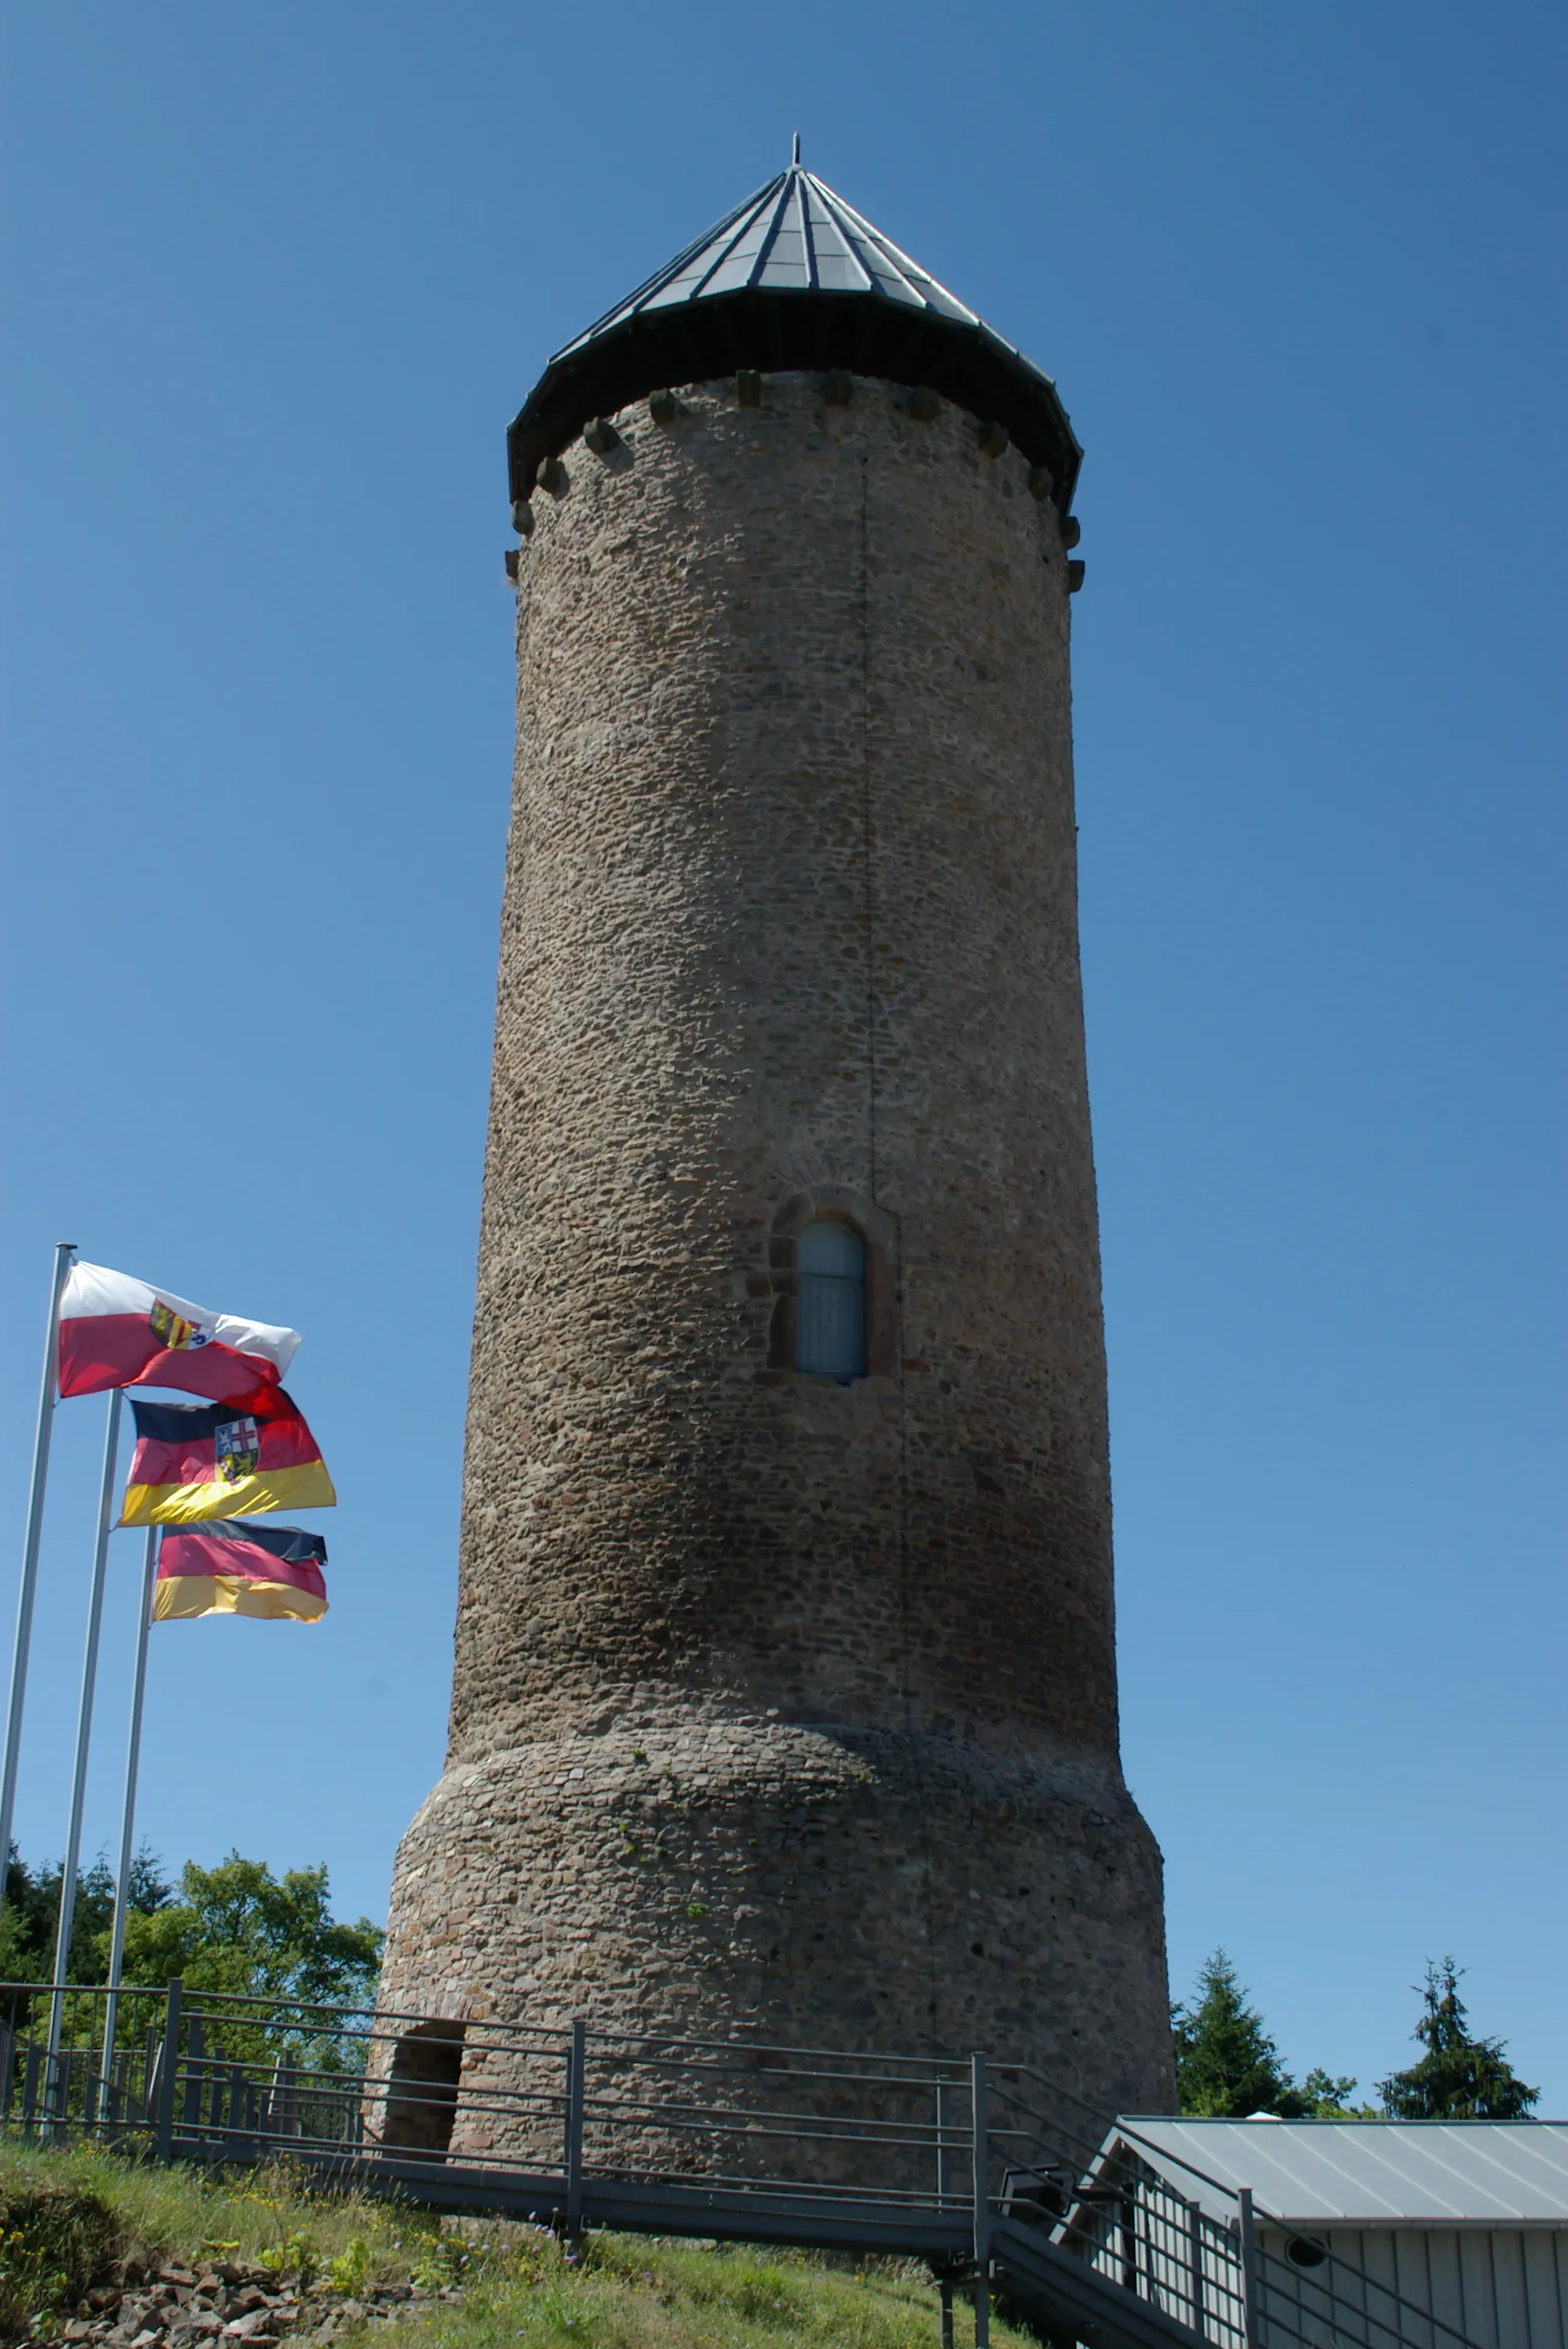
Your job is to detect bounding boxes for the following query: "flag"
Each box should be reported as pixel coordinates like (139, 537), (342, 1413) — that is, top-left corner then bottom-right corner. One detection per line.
(119, 1388), (335, 1524)
(57, 1260), (301, 1403)
(155, 1520), (328, 1623)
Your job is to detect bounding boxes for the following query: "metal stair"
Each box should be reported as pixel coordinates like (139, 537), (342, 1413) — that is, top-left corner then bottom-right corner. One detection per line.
(991, 2212), (1213, 2349)
(0, 1983), (1483, 2349)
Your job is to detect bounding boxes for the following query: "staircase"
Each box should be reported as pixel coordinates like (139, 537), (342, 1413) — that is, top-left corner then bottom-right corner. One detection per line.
(0, 1982), (1481, 2349)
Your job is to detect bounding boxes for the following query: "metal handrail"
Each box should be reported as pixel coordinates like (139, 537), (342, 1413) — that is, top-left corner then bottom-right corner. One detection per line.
(0, 1981), (1486, 2349)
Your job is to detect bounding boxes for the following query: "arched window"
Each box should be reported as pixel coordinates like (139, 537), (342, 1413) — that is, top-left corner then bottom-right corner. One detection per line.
(796, 1219), (866, 1381)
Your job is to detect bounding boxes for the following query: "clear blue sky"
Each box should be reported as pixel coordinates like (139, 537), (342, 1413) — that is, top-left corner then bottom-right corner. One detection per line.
(3, 2), (1563, 2108)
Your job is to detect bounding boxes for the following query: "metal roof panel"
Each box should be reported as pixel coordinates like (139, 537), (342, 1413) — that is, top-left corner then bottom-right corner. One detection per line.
(1110, 2119), (1568, 2226)
(814, 251), (869, 291)
(554, 155), (1031, 370)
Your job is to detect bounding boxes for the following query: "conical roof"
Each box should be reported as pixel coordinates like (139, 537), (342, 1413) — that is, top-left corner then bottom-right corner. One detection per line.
(508, 152), (1081, 509)
(557, 162), (992, 345)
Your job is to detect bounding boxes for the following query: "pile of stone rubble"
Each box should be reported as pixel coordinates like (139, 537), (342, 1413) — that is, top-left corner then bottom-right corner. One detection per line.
(43, 2258), (445, 2349)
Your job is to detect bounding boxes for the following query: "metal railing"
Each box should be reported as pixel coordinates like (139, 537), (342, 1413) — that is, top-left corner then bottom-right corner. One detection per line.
(0, 1983), (1483, 2349)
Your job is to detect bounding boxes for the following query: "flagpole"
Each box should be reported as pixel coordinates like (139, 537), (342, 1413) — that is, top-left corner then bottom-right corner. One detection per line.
(100, 1525), (159, 2098)
(0, 1242), (76, 1924)
(47, 1387), (123, 2075)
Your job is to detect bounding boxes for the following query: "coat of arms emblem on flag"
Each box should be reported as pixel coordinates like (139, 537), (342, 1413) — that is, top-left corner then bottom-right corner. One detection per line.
(149, 1297), (208, 1351)
(58, 1260), (298, 1400)
(120, 1389), (335, 1524)
(215, 1415), (261, 1483)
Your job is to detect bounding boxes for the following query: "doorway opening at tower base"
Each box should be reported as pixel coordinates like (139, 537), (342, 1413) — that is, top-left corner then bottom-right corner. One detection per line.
(380, 2019), (465, 2158)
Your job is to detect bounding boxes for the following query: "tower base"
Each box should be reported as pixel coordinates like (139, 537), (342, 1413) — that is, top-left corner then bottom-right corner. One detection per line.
(376, 1708), (1173, 2165)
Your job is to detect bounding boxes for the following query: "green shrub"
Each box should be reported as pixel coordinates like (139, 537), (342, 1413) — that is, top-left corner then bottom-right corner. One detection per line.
(326, 2239), (370, 2296)
(258, 2230), (323, 2290)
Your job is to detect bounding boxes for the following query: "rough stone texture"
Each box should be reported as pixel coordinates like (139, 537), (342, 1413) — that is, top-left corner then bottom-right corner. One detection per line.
(53, 2257), (426, 2349)
(379, 370), (1174, 2140)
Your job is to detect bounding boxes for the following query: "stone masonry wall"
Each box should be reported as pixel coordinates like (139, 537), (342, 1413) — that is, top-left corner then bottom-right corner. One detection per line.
(379, 370), (1174, 2133)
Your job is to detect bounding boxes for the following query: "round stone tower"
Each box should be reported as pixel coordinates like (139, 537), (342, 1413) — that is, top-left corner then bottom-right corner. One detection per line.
(379, 157), (1174, 2131)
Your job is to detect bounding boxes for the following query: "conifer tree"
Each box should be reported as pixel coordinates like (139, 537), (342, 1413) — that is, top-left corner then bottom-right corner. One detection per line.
(1172, 1950), (1363, 2117)
(1378, 1959), (1538, 2119)
(1172, 1950), (1313, 2116)
(0, 1842), (170, 1983)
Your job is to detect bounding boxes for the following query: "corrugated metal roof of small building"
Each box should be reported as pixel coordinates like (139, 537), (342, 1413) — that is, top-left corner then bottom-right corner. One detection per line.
(1110, 2116), (1568, 2226)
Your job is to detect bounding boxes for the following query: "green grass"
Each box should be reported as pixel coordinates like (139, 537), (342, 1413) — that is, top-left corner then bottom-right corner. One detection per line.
(0, 2141), (1039, 2349)
(348, 2234), (1032, 2349)
(0, 2137), (414, 2301)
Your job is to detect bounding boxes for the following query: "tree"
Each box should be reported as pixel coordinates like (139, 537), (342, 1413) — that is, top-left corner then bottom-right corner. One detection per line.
(1377, 1959), (1538, 2119)
(1173, 1950), (1313, 2116)
(1171, 1950), (1367, 2117)
(94, 1850), (382, 2009)
(1302, 2066), (1379, 2120)
(0, 1842), (170, 1984)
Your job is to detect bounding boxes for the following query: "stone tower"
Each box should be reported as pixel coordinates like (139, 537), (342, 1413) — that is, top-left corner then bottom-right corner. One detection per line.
(379, 157), (1174, 2130)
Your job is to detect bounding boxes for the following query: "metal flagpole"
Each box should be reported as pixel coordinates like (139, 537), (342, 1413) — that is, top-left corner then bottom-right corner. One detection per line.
(48, 1387), (123, 2076)
(100, 1525), (159, 2097)
(0, 1242), (76, 1924)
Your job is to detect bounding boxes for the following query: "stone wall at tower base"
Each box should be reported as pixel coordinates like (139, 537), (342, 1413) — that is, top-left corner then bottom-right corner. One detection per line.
(377, 1708), (1174, 2167)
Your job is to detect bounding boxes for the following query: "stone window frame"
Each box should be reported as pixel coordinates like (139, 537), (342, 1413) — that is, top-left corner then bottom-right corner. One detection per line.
(767, 1185), (896, 1380)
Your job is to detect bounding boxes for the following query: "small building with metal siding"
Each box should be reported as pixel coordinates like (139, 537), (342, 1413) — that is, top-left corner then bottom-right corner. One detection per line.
(1105, 2116), (1568, 2349)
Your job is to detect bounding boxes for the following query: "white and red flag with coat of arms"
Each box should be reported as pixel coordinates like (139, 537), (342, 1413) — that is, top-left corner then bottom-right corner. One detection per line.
(56, 1260), (301, 1404)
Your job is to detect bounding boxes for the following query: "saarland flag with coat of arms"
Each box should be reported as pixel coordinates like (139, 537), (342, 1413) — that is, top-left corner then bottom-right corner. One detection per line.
(119, 1387), (335, 1525)
(57, 1260), (301, 1404)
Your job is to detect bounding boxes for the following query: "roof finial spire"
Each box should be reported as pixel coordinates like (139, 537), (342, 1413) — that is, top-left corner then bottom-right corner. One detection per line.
(792, 132), (801, 166)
